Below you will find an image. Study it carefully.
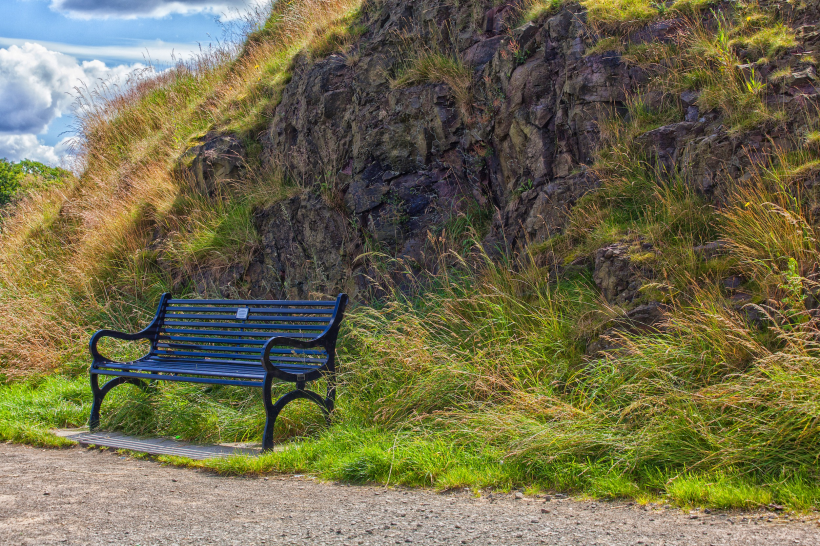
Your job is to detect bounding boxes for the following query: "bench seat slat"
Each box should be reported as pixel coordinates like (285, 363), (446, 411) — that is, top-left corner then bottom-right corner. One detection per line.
(98, 360), (325, 377)
(150, 350), (326, 364)
(144, 356), (259, 366)
(155, 343), (328, 359)
(163, 308), (333, 320)
(150, 355), (256, 363)
(146, 355), (327, 366)
(165, 313), (329, 320)
(165, 307), (333, 318)
(97, 362), (268, 379)
(162, 328), (301, 338)
(157, 336), (326, 354)
(150, 350), (259, 361)
(158, 336), (269, 346)
(161, 321), (325, 332)
(156, 343), (264, 354)
(94, 370), (265, 388)
(127, 359), (323, 373)
(167, 299), (337, 306)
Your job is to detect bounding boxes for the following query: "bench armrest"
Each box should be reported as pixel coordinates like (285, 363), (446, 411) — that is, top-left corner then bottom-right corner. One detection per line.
(261, 294), (348, 379)
(261, 330), (335, 372)
(89, 329), (154, 364)
(89, 293), (171, 364)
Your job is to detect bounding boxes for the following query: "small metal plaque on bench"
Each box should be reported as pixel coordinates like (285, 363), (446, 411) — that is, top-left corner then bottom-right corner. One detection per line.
(236, 308), (249, 320)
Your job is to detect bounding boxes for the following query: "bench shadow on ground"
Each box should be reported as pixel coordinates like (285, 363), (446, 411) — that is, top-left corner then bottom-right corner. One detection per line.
(52, 428), (270, 460)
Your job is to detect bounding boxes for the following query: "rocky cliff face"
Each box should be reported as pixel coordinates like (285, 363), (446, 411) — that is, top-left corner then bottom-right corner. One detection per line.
(261, 1), (635, 265)
(181, 0), (820, 304)
(228, 0), (638, 299)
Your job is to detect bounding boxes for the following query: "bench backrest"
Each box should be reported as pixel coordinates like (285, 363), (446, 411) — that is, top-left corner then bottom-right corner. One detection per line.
(146, 294), (346, 368)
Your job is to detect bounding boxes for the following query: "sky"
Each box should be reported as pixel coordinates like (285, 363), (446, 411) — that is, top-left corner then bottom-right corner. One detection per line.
(0, 0), (264, 166)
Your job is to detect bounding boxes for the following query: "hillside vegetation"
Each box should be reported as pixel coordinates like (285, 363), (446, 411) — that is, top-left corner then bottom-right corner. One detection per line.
(0, 159), (71, 207)
(2, 0), (820, 510)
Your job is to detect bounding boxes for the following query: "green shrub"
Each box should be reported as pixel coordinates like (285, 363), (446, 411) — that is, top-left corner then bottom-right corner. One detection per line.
(0, 159), (69, 205)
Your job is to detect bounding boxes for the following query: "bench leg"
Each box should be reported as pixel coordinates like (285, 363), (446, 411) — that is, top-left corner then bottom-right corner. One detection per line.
(262, 376), (333, 452)
(325, 377), (336, 424)
(89, 373), (149, 430)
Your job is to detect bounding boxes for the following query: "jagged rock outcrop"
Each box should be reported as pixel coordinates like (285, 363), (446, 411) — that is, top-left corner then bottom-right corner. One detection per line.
(248, 192), (362, 300)
(593, 243), (655, 306)
(586, 301), (667, 356)
(181, 132), (246, 195)
(254, 1), (655, 294)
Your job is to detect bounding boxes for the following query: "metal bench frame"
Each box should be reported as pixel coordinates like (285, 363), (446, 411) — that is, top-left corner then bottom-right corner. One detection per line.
(89, 293), (348, 451)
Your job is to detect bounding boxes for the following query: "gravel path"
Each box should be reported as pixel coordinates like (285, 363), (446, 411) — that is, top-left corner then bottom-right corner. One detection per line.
(1, 443), (817, 546)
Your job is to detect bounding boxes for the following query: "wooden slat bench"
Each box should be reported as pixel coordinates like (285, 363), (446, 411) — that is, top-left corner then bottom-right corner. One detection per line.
(89, 293), (348, 450)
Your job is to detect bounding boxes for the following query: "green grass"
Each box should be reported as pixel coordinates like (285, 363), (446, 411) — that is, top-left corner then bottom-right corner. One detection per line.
(731, 14), (797, 61)
(666, 473), (820, 510)
(0, 376), (88, 447)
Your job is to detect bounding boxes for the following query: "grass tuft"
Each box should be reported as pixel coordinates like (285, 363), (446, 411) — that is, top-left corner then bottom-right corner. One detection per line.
(583, 0), (658, 32)
(390, 43), (472, 112)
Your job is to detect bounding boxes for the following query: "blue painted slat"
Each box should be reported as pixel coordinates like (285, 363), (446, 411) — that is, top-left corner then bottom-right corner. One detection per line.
(161, 321), (324, 332)
(157, 342), (263, 352)
(93, 369), (264, 388)
(147, 355), (327, 373)
(103, 366), (265, 380)
(162, 328), (277, 338)
(152, 353), (256, 363)
(100, 358), (262, 371)
(163, 309), (332, 320)
(165, 309), (334, 316)
(96, 360), (265, 375)
(144, 354), (327, 366)
(158, 336), (269, 346)
(151, 345), (326, 362)
(157, 336), (327, 355)
(143, 355), (258, 366)
(98, 360), (324, 377)
(161, 314), (330, 325)
(155, 344), (326, 361)
(150, 350), (260, 360)
(167, 299), (336, 306)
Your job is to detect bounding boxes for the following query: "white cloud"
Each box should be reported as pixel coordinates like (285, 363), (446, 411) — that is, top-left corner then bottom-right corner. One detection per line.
(0, 37), (204, 64)
(0, 134), (74, 165)
(0, 42), (145, 134)
(0, 42), (147, 166)
(51, 0), (266, 20)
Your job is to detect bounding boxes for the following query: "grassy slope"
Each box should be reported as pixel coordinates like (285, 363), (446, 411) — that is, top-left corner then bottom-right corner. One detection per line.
(2, 0), (820, 510)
